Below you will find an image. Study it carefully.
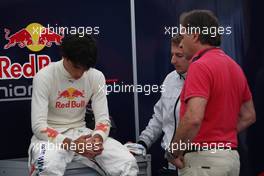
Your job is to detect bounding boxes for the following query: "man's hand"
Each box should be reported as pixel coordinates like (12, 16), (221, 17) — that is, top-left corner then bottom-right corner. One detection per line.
(169, 155), (185, 169)
(124, 142), (146, 155)
(71, 134), (103, 159)
(90, 134), (104, 153)
(80, 134), (104, 159)
(73, 134), (91, 154)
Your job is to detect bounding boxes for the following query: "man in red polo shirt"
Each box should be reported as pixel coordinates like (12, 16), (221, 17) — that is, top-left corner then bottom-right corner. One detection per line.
(170, 10), (256, 176)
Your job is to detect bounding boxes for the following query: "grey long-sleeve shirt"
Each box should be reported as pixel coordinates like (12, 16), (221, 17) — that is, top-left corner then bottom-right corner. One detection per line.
(139, 71), (185, 150)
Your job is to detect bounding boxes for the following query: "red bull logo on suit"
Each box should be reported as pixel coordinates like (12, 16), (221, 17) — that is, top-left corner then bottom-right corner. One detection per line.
(56, 87), (85, 108)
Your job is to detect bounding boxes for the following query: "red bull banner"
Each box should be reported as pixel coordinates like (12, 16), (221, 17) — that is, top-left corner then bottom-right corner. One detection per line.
(0, 23), (63, 101)
(0, 0), (136, 160)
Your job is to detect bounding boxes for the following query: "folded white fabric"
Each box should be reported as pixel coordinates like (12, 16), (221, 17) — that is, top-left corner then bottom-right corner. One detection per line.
(124, 143), (146, 156)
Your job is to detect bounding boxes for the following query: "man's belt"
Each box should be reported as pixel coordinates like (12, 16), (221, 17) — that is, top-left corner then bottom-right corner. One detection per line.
(184, 147), (237, 154)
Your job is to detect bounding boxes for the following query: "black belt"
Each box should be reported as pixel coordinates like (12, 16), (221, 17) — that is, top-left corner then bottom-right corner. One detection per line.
(184, 147), (237, 154)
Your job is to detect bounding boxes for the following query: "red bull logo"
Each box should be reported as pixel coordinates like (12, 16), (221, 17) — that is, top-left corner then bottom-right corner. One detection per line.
(57, 87), (85, 100)
(0, 54), (51, 79)
(3, 23), (64, 52)
(38, 28), (64, 47)
(1, 23), (63, 80)
(4, 28), (33, 49)
(56, 87), (85, 109)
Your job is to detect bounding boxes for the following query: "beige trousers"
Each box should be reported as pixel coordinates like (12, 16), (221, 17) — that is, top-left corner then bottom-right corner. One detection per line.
(179, 150), (240, 176)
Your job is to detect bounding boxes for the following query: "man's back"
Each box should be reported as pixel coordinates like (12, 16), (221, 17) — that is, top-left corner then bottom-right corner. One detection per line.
(173, 10), (255, 176)
(181, 48), (252, 147)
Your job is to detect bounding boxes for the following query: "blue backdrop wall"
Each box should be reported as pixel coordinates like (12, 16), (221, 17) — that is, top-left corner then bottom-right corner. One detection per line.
(0, 0), (263, 176)
(0, 0), (136, 159)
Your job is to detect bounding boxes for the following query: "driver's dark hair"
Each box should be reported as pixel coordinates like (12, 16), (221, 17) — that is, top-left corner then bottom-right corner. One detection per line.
(60, 34), (97, 69)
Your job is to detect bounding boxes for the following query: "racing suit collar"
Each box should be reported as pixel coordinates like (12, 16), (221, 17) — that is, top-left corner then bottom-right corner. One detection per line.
(59, 58), (74, 80)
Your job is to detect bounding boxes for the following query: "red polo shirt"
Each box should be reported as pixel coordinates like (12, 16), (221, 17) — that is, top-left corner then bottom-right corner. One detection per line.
(180, 48), (252, 148)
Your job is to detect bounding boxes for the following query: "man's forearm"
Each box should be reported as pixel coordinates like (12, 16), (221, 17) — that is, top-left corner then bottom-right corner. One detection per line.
(237, 100), (256, 133)
(171, 116), (201, 156)
(237, 115), (255, 133)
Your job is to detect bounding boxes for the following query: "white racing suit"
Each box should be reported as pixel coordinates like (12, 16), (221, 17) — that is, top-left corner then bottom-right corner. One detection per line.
(28, 60), (138, 176)
(29, 127), (137, 176)
(138, 71), (185, 169)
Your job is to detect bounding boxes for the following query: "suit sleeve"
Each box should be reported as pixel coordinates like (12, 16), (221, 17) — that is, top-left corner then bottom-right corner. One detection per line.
(31, 73), (66, 144)
(138, 97), (163, 149)
(91, 71), (111, 142)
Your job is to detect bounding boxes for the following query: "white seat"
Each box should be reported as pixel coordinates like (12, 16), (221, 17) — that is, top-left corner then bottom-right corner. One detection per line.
(0, 155), (151, 176)
(0, 158), (101, 176)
